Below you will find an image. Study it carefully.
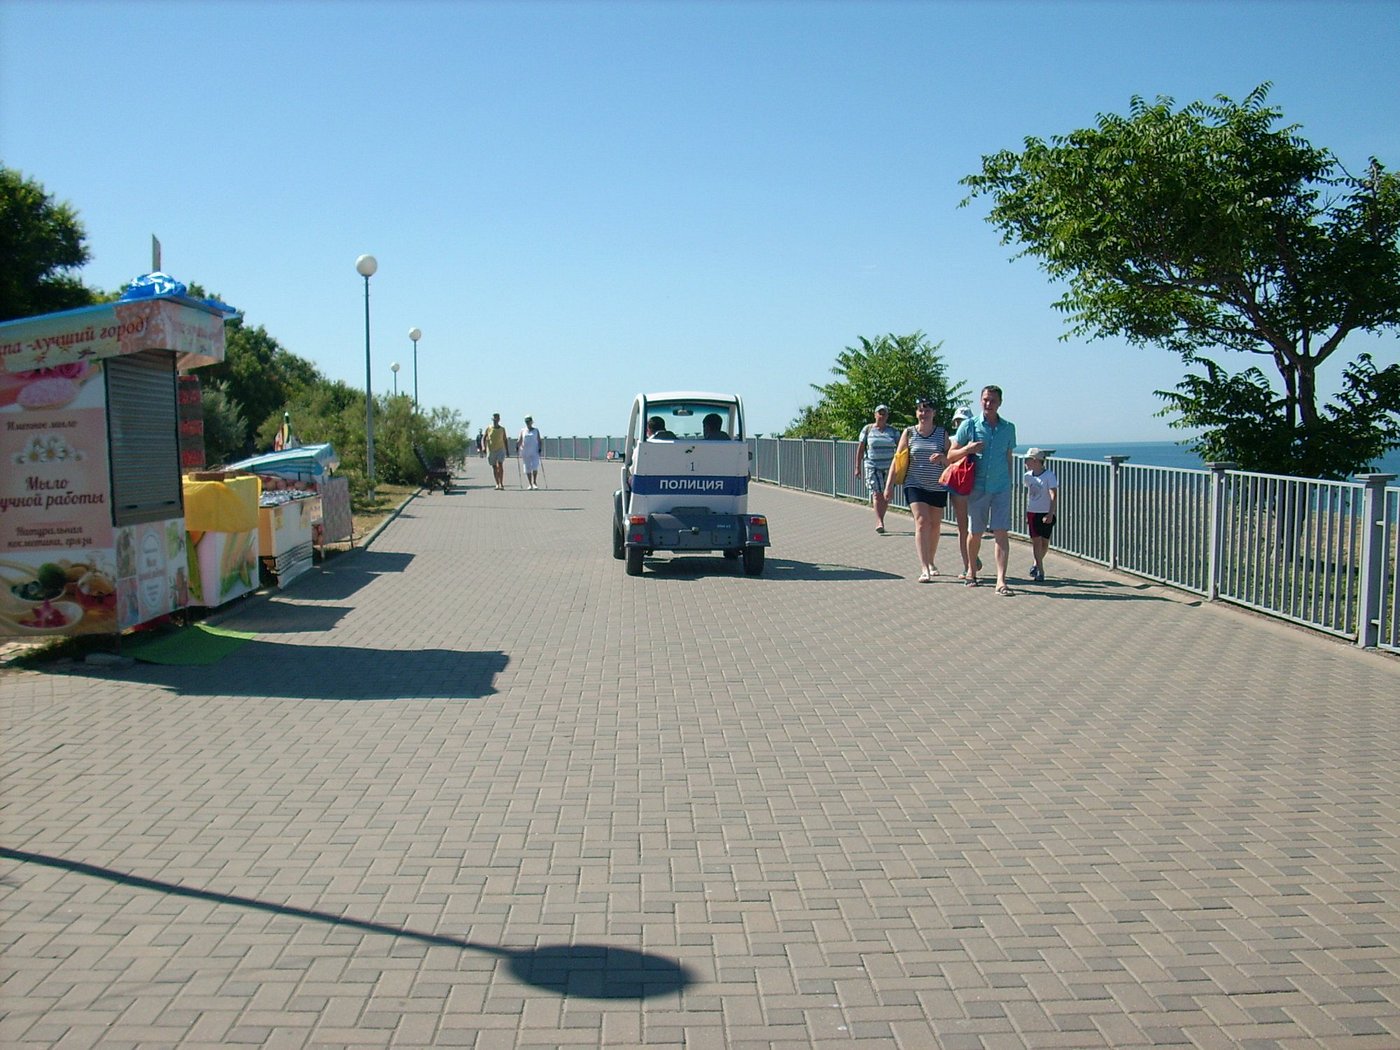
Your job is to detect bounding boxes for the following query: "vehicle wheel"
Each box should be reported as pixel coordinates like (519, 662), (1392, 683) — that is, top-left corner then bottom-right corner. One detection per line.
(613, 522), (625, 560)
(742, 546), (765, 576)
(722, 548), (740, 560)
(625, 547), (644, 576)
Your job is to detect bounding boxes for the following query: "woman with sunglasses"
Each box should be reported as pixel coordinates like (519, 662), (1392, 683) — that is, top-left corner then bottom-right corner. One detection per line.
(883, 397), (950, 582)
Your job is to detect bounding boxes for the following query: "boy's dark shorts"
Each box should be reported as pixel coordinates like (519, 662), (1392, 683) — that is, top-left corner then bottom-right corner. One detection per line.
(1027, 512), (1055, 538)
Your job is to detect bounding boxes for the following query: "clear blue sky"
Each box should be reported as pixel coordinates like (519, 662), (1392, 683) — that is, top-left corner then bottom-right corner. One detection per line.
(3, 0), (1397, 444)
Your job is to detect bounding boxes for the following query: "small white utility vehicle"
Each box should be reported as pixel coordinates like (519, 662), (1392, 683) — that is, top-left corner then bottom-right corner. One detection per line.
(612, 391), (770, 576)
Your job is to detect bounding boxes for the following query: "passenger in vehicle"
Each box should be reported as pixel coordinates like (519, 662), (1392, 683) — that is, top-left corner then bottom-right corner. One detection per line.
(647, 416), (676, 440)
(702, 413), (729, 439)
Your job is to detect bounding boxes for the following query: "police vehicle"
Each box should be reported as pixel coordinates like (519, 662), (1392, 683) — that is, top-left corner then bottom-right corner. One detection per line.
(612, 391), (771, 576)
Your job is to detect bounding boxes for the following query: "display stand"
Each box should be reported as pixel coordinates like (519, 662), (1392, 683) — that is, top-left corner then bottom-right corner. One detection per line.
(257, 492), (319, 586)
(183, 473), (261, 606)
(0, 285), (233, 639)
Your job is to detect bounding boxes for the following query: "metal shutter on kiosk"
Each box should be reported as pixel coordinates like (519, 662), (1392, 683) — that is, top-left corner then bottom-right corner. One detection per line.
(106, 350), (183, 526)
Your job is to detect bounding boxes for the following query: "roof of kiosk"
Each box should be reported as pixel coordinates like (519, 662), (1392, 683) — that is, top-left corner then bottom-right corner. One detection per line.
(0, 273), (238, 374)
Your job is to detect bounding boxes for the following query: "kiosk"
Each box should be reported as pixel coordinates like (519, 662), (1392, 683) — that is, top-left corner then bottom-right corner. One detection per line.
(0, 280), (233, 638)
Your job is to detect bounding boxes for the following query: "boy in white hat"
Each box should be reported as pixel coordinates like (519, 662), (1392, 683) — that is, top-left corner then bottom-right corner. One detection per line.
(1023, 448), (1058, 580)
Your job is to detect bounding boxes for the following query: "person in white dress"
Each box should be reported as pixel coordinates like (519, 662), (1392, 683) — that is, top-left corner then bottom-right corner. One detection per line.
(518, 416), (543, 489)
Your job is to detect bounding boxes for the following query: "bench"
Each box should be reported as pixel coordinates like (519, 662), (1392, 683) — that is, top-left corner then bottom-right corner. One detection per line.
(414, 445), (453, 492)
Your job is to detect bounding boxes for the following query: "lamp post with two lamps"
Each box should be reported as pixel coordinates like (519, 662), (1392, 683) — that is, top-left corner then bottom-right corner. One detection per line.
(355, 253), (378, 485)
(408, 327), (421, 411)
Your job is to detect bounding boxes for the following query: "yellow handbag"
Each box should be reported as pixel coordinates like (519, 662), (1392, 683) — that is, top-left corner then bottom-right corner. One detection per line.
(889, 444), (910, 486)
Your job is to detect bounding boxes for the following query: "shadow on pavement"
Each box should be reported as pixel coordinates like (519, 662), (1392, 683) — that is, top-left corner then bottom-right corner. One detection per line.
(640, 557), (901, 582)
(215, 604), (352, 634)
(0, 848), (695, 1001)
(288, 551), (415, 602)
(107, 642), (509, 701)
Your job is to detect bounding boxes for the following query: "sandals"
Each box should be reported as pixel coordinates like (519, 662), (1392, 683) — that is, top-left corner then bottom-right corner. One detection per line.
(876, 526), (885, 534)
(996, 585), (1015, 597)
(964, 577), (980, 588)
(917, 568), (932, 583)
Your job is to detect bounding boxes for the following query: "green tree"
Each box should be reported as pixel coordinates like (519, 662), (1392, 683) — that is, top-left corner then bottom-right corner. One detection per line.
(199, 380), (249, 468)
(199, 318), (323, 451)
(269, 378), (470, 501)
(786, 332), (968, 437)
(0, 164), (102, 321)
(961, 84), (1400, 477)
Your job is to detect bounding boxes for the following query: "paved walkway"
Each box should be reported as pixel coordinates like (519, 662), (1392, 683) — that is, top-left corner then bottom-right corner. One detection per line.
(3, 459), (1398, 1049)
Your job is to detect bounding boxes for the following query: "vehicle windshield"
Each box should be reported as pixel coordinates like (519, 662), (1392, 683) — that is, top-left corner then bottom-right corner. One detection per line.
(646, 402), (736, 439)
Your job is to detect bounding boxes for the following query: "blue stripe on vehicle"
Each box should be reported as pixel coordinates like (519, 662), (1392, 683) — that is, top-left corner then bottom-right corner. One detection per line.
(631, 475), (748, 496)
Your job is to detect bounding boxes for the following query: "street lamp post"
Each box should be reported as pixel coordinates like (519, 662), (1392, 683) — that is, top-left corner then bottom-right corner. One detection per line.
(356, 254), (378, 484)
(409, 327), (421, 411)
(391, 361), (400, 397)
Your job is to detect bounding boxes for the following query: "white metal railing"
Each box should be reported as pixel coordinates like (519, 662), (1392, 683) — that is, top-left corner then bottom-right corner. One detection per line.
(542, 436), (1399, 652)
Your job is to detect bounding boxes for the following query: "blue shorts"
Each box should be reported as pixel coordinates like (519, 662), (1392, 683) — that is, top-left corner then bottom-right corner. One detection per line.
(904, 486), (947, 508)
(968, 489), (1012, 532)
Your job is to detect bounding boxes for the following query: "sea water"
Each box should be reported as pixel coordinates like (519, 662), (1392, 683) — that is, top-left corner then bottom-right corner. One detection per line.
(1042, 440), (1400, 478)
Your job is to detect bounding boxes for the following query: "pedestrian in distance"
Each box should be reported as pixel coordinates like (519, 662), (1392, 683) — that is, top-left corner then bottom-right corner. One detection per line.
(949, 385), (1017, 595)
(883, 396), (951, 582)
(1023, 447), (1058, 580)
(518, 416), (543, 489)
(855, 404), (899, 534)
(484, 413), (509, 489)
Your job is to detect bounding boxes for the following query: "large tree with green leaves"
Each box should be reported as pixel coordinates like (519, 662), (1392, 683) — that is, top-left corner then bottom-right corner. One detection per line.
(198, 317), (323, 447)
(961, 85), (1400, 478)
(0, 164), (103, 321)
(786, 331), (967, 438)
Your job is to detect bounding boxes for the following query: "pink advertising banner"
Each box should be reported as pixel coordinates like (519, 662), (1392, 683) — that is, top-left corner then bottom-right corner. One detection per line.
(0, 296), (226, 375)
(0, 362), (121, 635)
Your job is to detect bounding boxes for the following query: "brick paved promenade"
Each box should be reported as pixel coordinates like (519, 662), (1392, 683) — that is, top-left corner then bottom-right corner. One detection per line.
(3, 459), (1398, 1048)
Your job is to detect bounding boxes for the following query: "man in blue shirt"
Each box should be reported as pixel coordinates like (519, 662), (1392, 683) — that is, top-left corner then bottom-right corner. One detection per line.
(950, 385), (1017, 595)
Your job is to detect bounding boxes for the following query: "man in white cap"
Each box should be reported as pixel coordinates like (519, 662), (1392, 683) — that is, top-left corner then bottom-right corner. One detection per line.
(854, 403), (900, 533)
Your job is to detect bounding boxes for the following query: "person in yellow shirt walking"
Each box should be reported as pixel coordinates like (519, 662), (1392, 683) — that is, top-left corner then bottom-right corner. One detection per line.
(483, 413), (509, 490)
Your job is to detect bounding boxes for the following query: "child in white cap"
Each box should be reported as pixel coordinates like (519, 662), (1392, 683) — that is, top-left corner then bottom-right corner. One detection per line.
(1023, 448), (1058, 580)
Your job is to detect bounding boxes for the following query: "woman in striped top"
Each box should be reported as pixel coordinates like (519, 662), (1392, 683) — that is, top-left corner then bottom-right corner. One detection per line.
(883, 397), (950, 582)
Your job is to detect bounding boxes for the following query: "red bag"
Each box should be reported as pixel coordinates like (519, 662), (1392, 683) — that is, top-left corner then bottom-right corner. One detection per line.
(939, 457), (976, 495)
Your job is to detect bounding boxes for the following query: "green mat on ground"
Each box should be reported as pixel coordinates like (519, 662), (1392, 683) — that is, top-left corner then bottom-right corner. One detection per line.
(124, 623), (257, 665)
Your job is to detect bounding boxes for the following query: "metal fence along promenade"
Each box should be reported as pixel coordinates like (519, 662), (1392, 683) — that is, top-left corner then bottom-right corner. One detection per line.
(545, 436), (1400, 653)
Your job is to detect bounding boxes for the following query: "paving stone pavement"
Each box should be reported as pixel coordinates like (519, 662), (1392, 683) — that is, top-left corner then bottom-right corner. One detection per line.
(2, 459), (1398, 1049)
